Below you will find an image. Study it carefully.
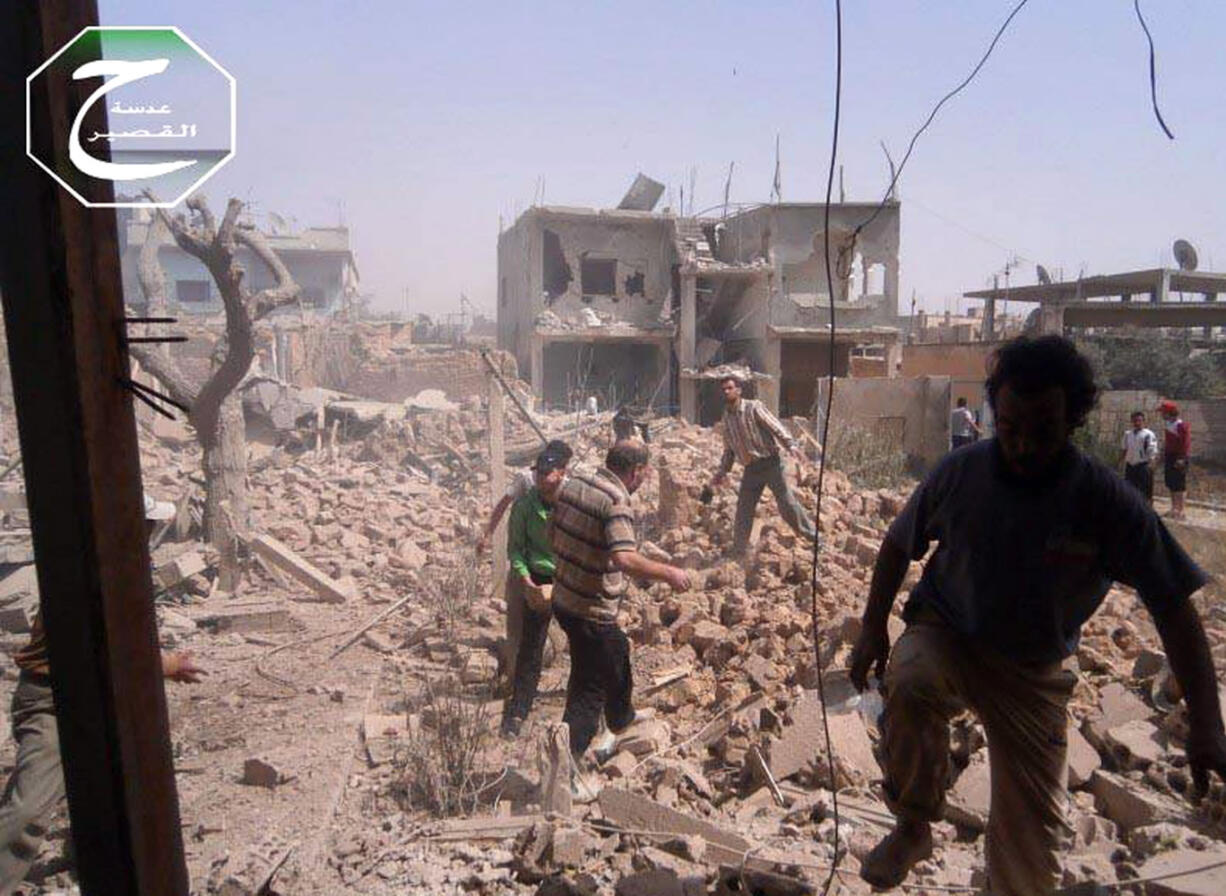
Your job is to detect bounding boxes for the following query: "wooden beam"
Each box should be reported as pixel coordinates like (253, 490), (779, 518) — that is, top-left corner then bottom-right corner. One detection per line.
(0, 4), (188, 894)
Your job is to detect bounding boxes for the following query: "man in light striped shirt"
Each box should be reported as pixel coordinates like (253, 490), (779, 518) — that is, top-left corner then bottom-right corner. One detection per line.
(708, 375), (816, 555)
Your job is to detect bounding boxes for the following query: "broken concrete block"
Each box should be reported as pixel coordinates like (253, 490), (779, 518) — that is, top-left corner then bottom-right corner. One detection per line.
(614, 720), (668, 757)
(1101, 682), (1151, 724)
(602, 751), (638, 779)
(549, 826), (597, 869)
(197, 609), (297, 635)
(363, 714), (408, 766)
(1138, 845), (1226, 895)
(743, 654), (775, 691)
(241, 758), (283, 789)
(247, 533), (355, 603)
(156, 550), (207, 588)
(1133, 649), (1167, 680)
(363, 630), (396, 654)
(945, 754), (990, 831)
(599, 788), (751, 866)
(685, 620), (729, 655)
(535, 874), (598, 896)
(614, 869), (703, 896)
(715, 864), (815, 896)
(1106, 719), (1164, 769)
(1067, 724), (1103, 789)
(1129, 822), (1205, 860)
(1090, 770), (1184, 830)
(767, 695), (876, 784)
(636, 846), (704, 879)
(539, 724), (573, 816)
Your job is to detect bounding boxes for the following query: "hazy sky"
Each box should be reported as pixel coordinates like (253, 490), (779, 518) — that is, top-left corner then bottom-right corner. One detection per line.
(97, 1), (1226, 318)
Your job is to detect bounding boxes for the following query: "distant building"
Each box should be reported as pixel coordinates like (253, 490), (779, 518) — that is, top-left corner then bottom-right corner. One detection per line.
(496, 180), (903, 424)
(117, 208), (360, 317)
(964, 267), (1226, 339)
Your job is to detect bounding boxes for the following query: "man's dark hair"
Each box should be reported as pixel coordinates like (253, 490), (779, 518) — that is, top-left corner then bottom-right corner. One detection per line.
(956, 397), (967, 407)
(1131, 410), (1145, 420)
(606, 439), (649, 475)
(985, 335), (1098, 428)
(544, 439), (573, 463)
(720, 375), (743, 388)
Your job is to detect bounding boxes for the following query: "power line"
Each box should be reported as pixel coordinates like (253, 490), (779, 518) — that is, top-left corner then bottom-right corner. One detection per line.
(854, 0), (1033, 238)
(1133, 0), (1175, 139)
(812, 0), (844, 893)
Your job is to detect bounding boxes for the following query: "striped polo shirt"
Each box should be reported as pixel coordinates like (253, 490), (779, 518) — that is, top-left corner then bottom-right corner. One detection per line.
(718, 398), (795, 473)
(548, 467), (638, 622)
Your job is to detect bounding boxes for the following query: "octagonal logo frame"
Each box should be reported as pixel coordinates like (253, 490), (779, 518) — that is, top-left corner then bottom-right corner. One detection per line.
(27, 26), (236, 209)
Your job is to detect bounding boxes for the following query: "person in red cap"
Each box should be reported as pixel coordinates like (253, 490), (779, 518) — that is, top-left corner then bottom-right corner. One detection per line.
(1159, 400), (1190, 519)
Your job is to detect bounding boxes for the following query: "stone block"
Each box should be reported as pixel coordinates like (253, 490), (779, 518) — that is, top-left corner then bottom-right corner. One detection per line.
(1067, 723), (1103, 789)
(1090, 770), (1184, 830)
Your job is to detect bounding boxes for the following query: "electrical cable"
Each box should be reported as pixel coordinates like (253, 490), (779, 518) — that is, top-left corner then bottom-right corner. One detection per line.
(854, 0), (1033, 238)
(810, 0), (844, 893)
(1133, 0), (1175, 139)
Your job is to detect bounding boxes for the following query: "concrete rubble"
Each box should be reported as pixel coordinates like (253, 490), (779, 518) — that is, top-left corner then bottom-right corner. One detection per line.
(0, 341), (1224, 895)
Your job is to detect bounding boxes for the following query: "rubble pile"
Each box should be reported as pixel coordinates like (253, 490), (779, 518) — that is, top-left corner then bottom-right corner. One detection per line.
(4, 360), (1226, 895)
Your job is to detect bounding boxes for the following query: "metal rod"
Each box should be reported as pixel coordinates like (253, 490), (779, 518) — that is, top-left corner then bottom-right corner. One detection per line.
(119, 377), (191, 415)
(123, 335), (188, 344)
(123, 317), (178, 324)
(118, 381), (177, 420)
(479, 348), (548, 444)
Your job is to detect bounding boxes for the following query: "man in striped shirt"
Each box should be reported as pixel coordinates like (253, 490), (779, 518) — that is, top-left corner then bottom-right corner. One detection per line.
(548, 440), (692, 762)
(708, 375), (815, 555)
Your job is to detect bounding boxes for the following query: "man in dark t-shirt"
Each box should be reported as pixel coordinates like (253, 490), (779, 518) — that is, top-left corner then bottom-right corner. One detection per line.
(849, 336), (1226, 896)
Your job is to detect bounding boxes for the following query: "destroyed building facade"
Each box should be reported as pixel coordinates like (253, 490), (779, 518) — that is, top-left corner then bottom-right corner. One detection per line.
(497, 183), (902, 424)
(118, 207), (361, 317)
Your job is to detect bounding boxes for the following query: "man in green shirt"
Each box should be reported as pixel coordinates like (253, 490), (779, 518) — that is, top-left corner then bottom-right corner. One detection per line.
(501, 443), (569, 737)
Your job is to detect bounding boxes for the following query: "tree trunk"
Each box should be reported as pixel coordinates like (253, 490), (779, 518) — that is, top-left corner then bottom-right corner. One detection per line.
(201, 392), (247, 542)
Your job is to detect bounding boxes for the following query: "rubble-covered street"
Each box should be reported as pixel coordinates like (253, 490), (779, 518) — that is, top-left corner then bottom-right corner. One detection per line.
(4, 339), (1224, 895)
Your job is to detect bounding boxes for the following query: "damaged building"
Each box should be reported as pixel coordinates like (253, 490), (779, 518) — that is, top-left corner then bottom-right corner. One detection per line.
(497, 176), (902, 424)
(118, 207), (362, 318)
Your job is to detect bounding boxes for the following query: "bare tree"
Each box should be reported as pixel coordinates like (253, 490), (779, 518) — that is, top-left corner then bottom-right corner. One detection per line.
(131, 195), (299, 560)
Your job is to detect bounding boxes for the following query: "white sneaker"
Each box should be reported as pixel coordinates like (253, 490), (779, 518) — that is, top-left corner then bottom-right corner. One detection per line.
(570, 768), (601, 803)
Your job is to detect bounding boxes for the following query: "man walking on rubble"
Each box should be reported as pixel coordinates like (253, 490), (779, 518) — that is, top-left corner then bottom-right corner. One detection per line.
(849, 335), (1226, 896)
(548, 439), (691, 778)
(477, 439), (574, 554)
(0, 494), (205, 895)
(706, 374), (815, 556)
(500, 443), (569, 738)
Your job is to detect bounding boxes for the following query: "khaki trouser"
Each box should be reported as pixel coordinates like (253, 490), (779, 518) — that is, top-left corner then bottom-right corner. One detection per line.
(881, 620), (1077, 896)
(0, 676), (64, 896)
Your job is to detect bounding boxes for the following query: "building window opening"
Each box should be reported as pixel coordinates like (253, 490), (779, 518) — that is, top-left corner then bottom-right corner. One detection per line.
(175, 279), (210, 303)
(580, 257), (617, 297)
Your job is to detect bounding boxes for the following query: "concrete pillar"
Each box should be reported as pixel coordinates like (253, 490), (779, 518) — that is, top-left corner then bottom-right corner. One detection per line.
(886, 340), (903, 378)
(679, 274), (697, 421)
(1153, 270), (1170, 304)
(530, 335), (544, 404)
(1121, 293), (1132, 303)
(884, 257), (900, 316)
(1205, 292), (1217, 340)
(680, 378), (698, 423)
(761, 337), (781, 414)
(860, 256), (869, 299)
(982, 296), (996, 342)
(1039, 303), (1066, 335)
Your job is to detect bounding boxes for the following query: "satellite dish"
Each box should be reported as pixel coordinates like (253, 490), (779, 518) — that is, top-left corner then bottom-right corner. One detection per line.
(1036, 264), (1052, 285)
(1173, 239), (1199, 271)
